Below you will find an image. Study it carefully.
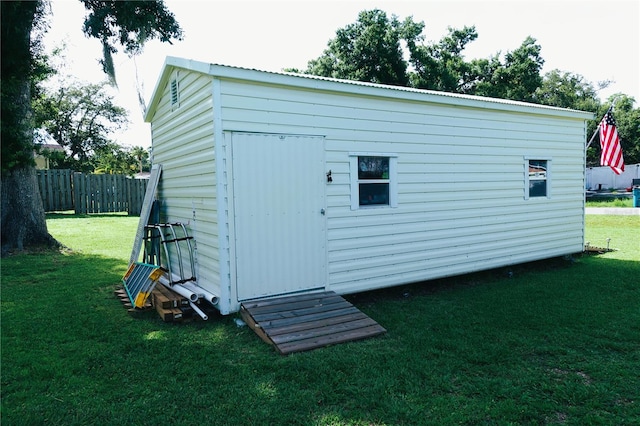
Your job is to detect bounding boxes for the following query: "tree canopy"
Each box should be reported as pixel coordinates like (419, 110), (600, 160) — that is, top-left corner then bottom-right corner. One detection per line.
(299, 9), (639, 165)
(34, 79), (129, 173)
(1, 0), (182, 255)
(304, 9), (414, 86)
(80, 0), (182, 84)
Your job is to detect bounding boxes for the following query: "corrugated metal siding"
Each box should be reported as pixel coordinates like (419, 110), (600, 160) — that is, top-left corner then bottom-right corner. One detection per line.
(150, 71), (221, 298)
(219, 79), (586, 296)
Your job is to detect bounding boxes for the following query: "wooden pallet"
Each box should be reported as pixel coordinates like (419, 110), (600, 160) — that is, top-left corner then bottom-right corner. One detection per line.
(115, 283), (194, 322)
(241, 291), (386, 355)
(114, 285), (151, 311)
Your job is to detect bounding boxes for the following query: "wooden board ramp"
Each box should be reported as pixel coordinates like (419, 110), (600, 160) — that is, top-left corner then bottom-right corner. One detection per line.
(240, 291), (386, 355)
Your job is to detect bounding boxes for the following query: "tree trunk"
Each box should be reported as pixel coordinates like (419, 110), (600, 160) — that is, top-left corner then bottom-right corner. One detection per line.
(1, 168), (56, 255)
(1, 0), (58, 256)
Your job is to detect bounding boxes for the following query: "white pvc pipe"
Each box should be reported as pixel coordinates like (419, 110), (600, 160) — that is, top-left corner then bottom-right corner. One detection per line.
(189, 301), (208, 321)
(159, 272), (220, 306)
(157, 273), (198, 302)
(169, 273), (220, 306)
(177, 280), (203, 297)
(181, 282), (220, 306)
(170, 284), (199, 303)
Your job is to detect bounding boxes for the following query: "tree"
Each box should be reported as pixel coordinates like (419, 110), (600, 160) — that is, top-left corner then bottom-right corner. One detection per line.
(535, 69), (602, 112)
(81, 0), (183, 85)
(130, 146), (150, 174)
(1, 0), (182, 255)
(533, 72), (639, 167)
(93, 142), (137, 175)
(466, 37), (544, 102)
(297, 8), (640, 171)
(407, 26), (478, 92)
(301, 10), (545, 103)
(1, 1), (56, 254)
(611, 95), (640, 166)
(34, 79), (129, 173)
(93, 144), (149, 176)
(304, 9), (422, 86)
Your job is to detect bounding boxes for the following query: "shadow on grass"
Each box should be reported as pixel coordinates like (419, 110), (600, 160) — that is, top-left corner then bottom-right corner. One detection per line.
(46, 211), (133, 219)
(346, 255), (580, 305)
(2, 250), (639, 425)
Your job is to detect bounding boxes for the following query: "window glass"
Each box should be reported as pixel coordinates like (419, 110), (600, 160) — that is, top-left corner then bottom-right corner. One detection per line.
(359, 183), (389, 206)
(358, 156), (389, 180)
(528, 160), (547, 198)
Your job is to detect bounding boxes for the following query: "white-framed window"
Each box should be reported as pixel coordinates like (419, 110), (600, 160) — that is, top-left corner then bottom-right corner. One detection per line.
(350, 153), (398, 210)
(525, 157), (551, 199)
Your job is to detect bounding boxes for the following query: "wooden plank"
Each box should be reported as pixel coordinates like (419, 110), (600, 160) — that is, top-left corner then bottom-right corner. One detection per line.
(62, 170), (73, 210)
(130, 164), (162, 265)
(241, 291), (386, 355)
(258, 306), (362, 330)
(115, 286), (151, 310)
(277, 324), (387, 355)
(271, 317), (382, 346)
(46, 170), (54, 211)
(250, 299), (353, 323)
(152, 288), (175, 309)
(245, 294), (347, 316)
(73, 172), (85, 214)
(99, 175), (105, 212)
(264, 311), (370, 336)
(127, 178), (147, 216)
(240, 306), (274, 346)
(241, 291), (333, 309)
(156, 306), (183, 322)
(155, 283), (189, 307)
(269, 316), (379, 344)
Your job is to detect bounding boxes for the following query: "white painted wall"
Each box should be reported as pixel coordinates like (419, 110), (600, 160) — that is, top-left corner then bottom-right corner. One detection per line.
(217, 77), (588, 300)
(147, 68), (222, 306)
(586, 163), (640, 190)
(146, 59), (592, 314)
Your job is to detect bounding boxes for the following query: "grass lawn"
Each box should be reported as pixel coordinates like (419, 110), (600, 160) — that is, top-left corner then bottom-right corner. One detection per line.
(586, 198), (634, 208)
(1, 213), (639, 425)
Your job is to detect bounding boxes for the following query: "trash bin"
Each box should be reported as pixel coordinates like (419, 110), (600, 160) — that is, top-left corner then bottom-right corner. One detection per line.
(634, 187), (640, 208)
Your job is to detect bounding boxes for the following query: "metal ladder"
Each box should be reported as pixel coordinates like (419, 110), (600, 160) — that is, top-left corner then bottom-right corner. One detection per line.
(143, 222), (195, 285)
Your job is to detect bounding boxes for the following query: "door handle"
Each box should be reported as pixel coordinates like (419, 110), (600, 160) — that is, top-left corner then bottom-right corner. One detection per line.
(320, 208), (326, 215)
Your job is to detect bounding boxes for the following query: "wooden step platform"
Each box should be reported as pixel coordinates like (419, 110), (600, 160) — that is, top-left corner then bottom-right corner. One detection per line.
(240, 291), (386, 355)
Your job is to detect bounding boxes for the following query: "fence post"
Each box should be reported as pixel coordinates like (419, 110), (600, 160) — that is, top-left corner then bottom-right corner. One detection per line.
(36, 170), (47, 211)
(63, 169), (73, 211)
(73, 172), (84, 214)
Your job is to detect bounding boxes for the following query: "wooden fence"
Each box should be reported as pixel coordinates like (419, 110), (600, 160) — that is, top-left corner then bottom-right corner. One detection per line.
(36, 169), (74, 212)
(37, 169), (148, 215)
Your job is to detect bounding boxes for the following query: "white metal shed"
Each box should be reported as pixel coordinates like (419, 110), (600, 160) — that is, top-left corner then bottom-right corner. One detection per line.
(144, 56), (594, 315)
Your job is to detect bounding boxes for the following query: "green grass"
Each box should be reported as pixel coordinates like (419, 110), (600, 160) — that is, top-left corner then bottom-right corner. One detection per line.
(2, 213), (639, 425)
(585, 198), (634, 208)
(45, 212), (138, 258)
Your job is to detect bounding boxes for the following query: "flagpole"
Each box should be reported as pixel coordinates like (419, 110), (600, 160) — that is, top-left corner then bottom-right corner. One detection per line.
(585, 127), (599, 150)
(585, 105), (613, 150)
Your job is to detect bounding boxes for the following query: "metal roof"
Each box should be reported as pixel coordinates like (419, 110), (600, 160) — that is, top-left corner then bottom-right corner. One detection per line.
(145, 56), (595, 122)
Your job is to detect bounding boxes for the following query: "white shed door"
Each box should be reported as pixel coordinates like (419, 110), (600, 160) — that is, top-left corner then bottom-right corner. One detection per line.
(232, 133), (326, 301)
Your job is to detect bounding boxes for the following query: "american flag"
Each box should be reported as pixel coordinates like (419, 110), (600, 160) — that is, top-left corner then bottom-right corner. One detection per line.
(599, 108), (624, 175)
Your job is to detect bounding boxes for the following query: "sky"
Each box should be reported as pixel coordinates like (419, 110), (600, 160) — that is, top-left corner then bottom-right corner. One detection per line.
(44, 0), (640, 148)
